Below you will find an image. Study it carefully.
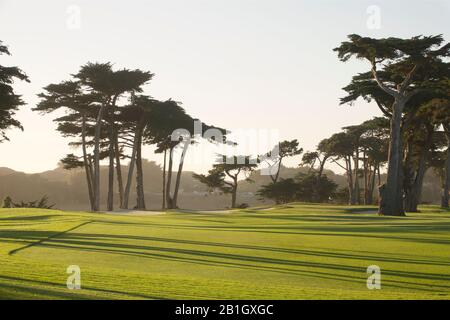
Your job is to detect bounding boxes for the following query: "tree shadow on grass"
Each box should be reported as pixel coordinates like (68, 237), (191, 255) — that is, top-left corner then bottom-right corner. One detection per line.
(3, 216), (450, 250)
(2, 219), (450, 294)
(0, 275), (165, 300)
(99, 218), (450, 246)
(29, 231), (450, 267)
(3, 227), (450, 266)
(31, 238), (450, 293)
(8, 221), (93, 255)
(0, 215), (57, 222)
(5, 222), (446, 290)
(0, 281), (93, 300)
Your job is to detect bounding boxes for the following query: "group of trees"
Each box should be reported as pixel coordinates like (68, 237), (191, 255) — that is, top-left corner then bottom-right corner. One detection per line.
(334, 34), (450, 215)
(34, 63), (225, 212)
(301, 117), (389, 206)
(1, 36), (449, 214)
(256, 139), (337, 204)
(257, 173), (337, 204)
(193, 139), (337, 207)
(193, 155), (258, 208)
(254, 126), (386, 206)
(192, 140), (320, 208)
(234, 35), (450, 213)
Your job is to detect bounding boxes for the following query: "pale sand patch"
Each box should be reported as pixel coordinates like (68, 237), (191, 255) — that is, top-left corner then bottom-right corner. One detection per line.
(104, 208), (234, 216)
(255, 207), (277, 211)
(177, 209), (234, 214)
(103, 209), (166, 216)
(350, 209), (378, 214)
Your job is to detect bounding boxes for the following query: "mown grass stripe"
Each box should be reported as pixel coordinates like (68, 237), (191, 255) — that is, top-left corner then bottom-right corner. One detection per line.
(8, 221), (93, 256)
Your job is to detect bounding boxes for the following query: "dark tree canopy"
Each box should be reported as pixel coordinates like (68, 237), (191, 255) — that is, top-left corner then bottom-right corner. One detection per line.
(0, 40), (29, 142)
(193, 155), (257, 208)
(258, 173), (337, 204)
(262, 139), (303, 183)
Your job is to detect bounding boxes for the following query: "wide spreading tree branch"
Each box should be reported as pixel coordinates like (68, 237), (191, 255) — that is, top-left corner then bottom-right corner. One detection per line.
(330, 158), (348, 171)
(224, 169), (235, 180)
(399, 64), (418, 92)
(375, 100), (392, 117)
(222, 180), (234, 187)
(371, 66), (399, 98)
(404, 88), (422, 102)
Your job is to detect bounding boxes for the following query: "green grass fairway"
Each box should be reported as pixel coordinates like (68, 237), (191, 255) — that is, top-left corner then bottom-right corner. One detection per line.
(0, 204), (449, 299)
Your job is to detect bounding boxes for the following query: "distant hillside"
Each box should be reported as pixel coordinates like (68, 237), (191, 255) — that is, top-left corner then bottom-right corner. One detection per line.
(0, 162), (443, 210)
(0, 161), (225, 211)
(0, 167), (18, 176)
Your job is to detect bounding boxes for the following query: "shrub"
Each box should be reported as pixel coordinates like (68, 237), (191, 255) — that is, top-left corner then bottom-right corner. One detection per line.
(257, 178), (299, 204)
(258, 173), (338, 204)
(2, 195), (55, 209)
(2, 196), (13, 208)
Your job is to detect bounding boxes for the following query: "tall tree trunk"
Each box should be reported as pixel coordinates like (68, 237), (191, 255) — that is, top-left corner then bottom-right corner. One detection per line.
(367, 164), (377, 205)
(365, 164), (371, 205)
(404, 160), (427, 213)
(114, 128), (124, 208)
(346, 156), (354, 205)
(81, 115), (94, 211)
(377, 164), (381, 186)
(166, 147), (174, 209)
(273, 157), (284, 183)
(353, 149), (360, 205)
(231, 178), (238, 208)
(379, 100), (406, 216)
(313, 156), (328, 203)
(363, 152), (369, 204)
(107, 119), (115, 211)
(135, 125), (146, 210)
(442, 129), (450, 208)
(162, 149), (167, 210)
(122, 131), (139, 209)
(318, 157), (327, 179)
(403, 139), (414, 211)
(88, 156), (94, 191)
(404, 127), (433, 212)
(93, 104), (106, 211)
(173, 141), (190, 209)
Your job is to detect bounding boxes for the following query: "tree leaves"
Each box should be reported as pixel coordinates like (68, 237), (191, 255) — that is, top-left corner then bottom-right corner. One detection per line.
(0, 40), (29, 142)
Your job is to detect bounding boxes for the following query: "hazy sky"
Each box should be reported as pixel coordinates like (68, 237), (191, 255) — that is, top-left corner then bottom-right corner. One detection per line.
(0, 0), (449, 174)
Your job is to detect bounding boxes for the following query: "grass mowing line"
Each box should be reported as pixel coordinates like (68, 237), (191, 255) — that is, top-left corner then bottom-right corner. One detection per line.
(1, 205), (449, 299)
(8, 220), (94, 256)
(0, 274), (168, 300)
